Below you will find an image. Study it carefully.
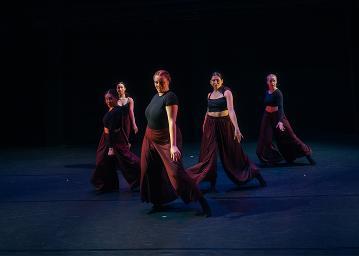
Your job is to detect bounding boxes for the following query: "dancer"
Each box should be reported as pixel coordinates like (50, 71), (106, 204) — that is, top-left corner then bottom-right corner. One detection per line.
(116, 82), (138, 146)
(140, 70), (211, 217)
(91, 89), (140, 192)
(256, 74), (315, 165)
(187, 72), (266, 192)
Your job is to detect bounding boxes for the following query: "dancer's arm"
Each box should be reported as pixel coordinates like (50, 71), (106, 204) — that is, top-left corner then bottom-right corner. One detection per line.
(166, 105), (181, 161)
(275, 90), (285, 132)
(225, 90), (243, 143)
(128, 97), (138, 134)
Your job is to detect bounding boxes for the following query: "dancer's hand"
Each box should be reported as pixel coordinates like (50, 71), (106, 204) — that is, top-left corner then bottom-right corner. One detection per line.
(276, 121), (285, 132)
(234, 128), (243, 143)
(202, 121), (206, 133)
(170, 145), (182, 162)
(133, 125), (138, 134)
(108, 147), (115, 156)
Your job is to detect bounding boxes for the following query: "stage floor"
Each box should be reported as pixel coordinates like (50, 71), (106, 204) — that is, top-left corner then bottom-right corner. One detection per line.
(1, 138), (359, 256)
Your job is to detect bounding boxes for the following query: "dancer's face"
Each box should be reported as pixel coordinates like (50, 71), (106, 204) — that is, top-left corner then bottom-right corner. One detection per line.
(105, 94), (117, 108)
(154, 75), (169, 93)
(116, 83), (126, 96)
(210, 75), (223, 90)
(267, 76), (277, 89)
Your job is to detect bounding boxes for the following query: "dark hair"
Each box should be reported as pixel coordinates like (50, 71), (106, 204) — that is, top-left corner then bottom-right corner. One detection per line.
(153, 69), (171, 83)
(211, 72), (228, 95)
(116, 81), (126, 88)
(105, 88), (119, 100)
(211, 72), (223, 79)
(116, 81), (129, 97)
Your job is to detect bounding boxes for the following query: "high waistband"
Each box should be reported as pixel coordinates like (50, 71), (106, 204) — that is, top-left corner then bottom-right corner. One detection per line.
(206, 114), (230, 120)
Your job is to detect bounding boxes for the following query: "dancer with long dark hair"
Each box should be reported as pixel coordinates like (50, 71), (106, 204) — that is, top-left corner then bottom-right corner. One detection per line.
(116, 82), (138, 146)
(187, 72), (266, 192)
(91, 89), (140, 193)
(256, 74), (315, 165)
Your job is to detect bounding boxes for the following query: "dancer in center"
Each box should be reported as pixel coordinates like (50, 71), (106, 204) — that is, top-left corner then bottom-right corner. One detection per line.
(187, 72), (266, 192)
(140, 69), (211, 217)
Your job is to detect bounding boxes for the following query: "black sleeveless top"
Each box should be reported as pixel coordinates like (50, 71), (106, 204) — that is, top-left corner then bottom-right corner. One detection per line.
(207, 86), (229, 112)
(118, 100), (129, 115)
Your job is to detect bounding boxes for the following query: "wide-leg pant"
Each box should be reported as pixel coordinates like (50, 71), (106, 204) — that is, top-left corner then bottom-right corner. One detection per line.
(140, 127), (202, 205)
(186, 115), (259, 186)
(91, 132), (140, 191)
(256, 111), (312, 164)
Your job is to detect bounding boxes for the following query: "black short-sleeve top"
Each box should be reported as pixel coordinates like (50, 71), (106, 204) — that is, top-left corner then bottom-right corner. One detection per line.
(145, 91), (178, 130)
(102, 106), (122, 146)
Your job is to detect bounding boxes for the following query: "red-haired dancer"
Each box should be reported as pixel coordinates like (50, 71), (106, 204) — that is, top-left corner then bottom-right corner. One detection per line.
(140, 70), (211, 217)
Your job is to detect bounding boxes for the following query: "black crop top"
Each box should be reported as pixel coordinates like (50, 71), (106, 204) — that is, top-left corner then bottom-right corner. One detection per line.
(145, 91), (178, 130)
(103, 106), (122, 147)
(207, 86), (229, 112)
(264, 89), (284, 121)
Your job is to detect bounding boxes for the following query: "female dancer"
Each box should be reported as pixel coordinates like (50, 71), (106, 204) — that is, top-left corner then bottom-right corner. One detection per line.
(116, 82), (138, 146)
(91, 89), (140, 192)
(187, 72), (266, 192)
(256, 74), (315, 165)
(140, 70), (211, 217)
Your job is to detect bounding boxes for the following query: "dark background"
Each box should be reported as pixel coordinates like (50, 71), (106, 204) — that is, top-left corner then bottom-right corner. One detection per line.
(2, 0), (358, 147)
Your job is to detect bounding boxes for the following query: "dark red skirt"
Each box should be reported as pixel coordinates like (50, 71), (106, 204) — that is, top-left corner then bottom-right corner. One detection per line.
(256, 111), (312, 164)
(140, 126), (202, 205)
(186, 115), (259, 186)
(91, 131), (140, 192)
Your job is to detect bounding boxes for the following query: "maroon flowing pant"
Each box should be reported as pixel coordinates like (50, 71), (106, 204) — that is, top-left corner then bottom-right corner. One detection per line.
(91, 131), (140, 192)
(256, 111), (312, 164)
(186, 115), (259, 186)
(140, 127), (202, 205)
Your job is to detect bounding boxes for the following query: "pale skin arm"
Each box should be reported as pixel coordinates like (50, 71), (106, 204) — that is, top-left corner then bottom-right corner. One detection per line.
(202, 93), (210, 132)
(128, 97), (138, 134)
(166, 105), (182, 162)
(202, 113), (208, 132)
(224, 90), (243, 143)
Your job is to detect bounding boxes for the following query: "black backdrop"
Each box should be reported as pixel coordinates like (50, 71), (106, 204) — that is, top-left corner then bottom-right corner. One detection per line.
(2, 0), (358, 146)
